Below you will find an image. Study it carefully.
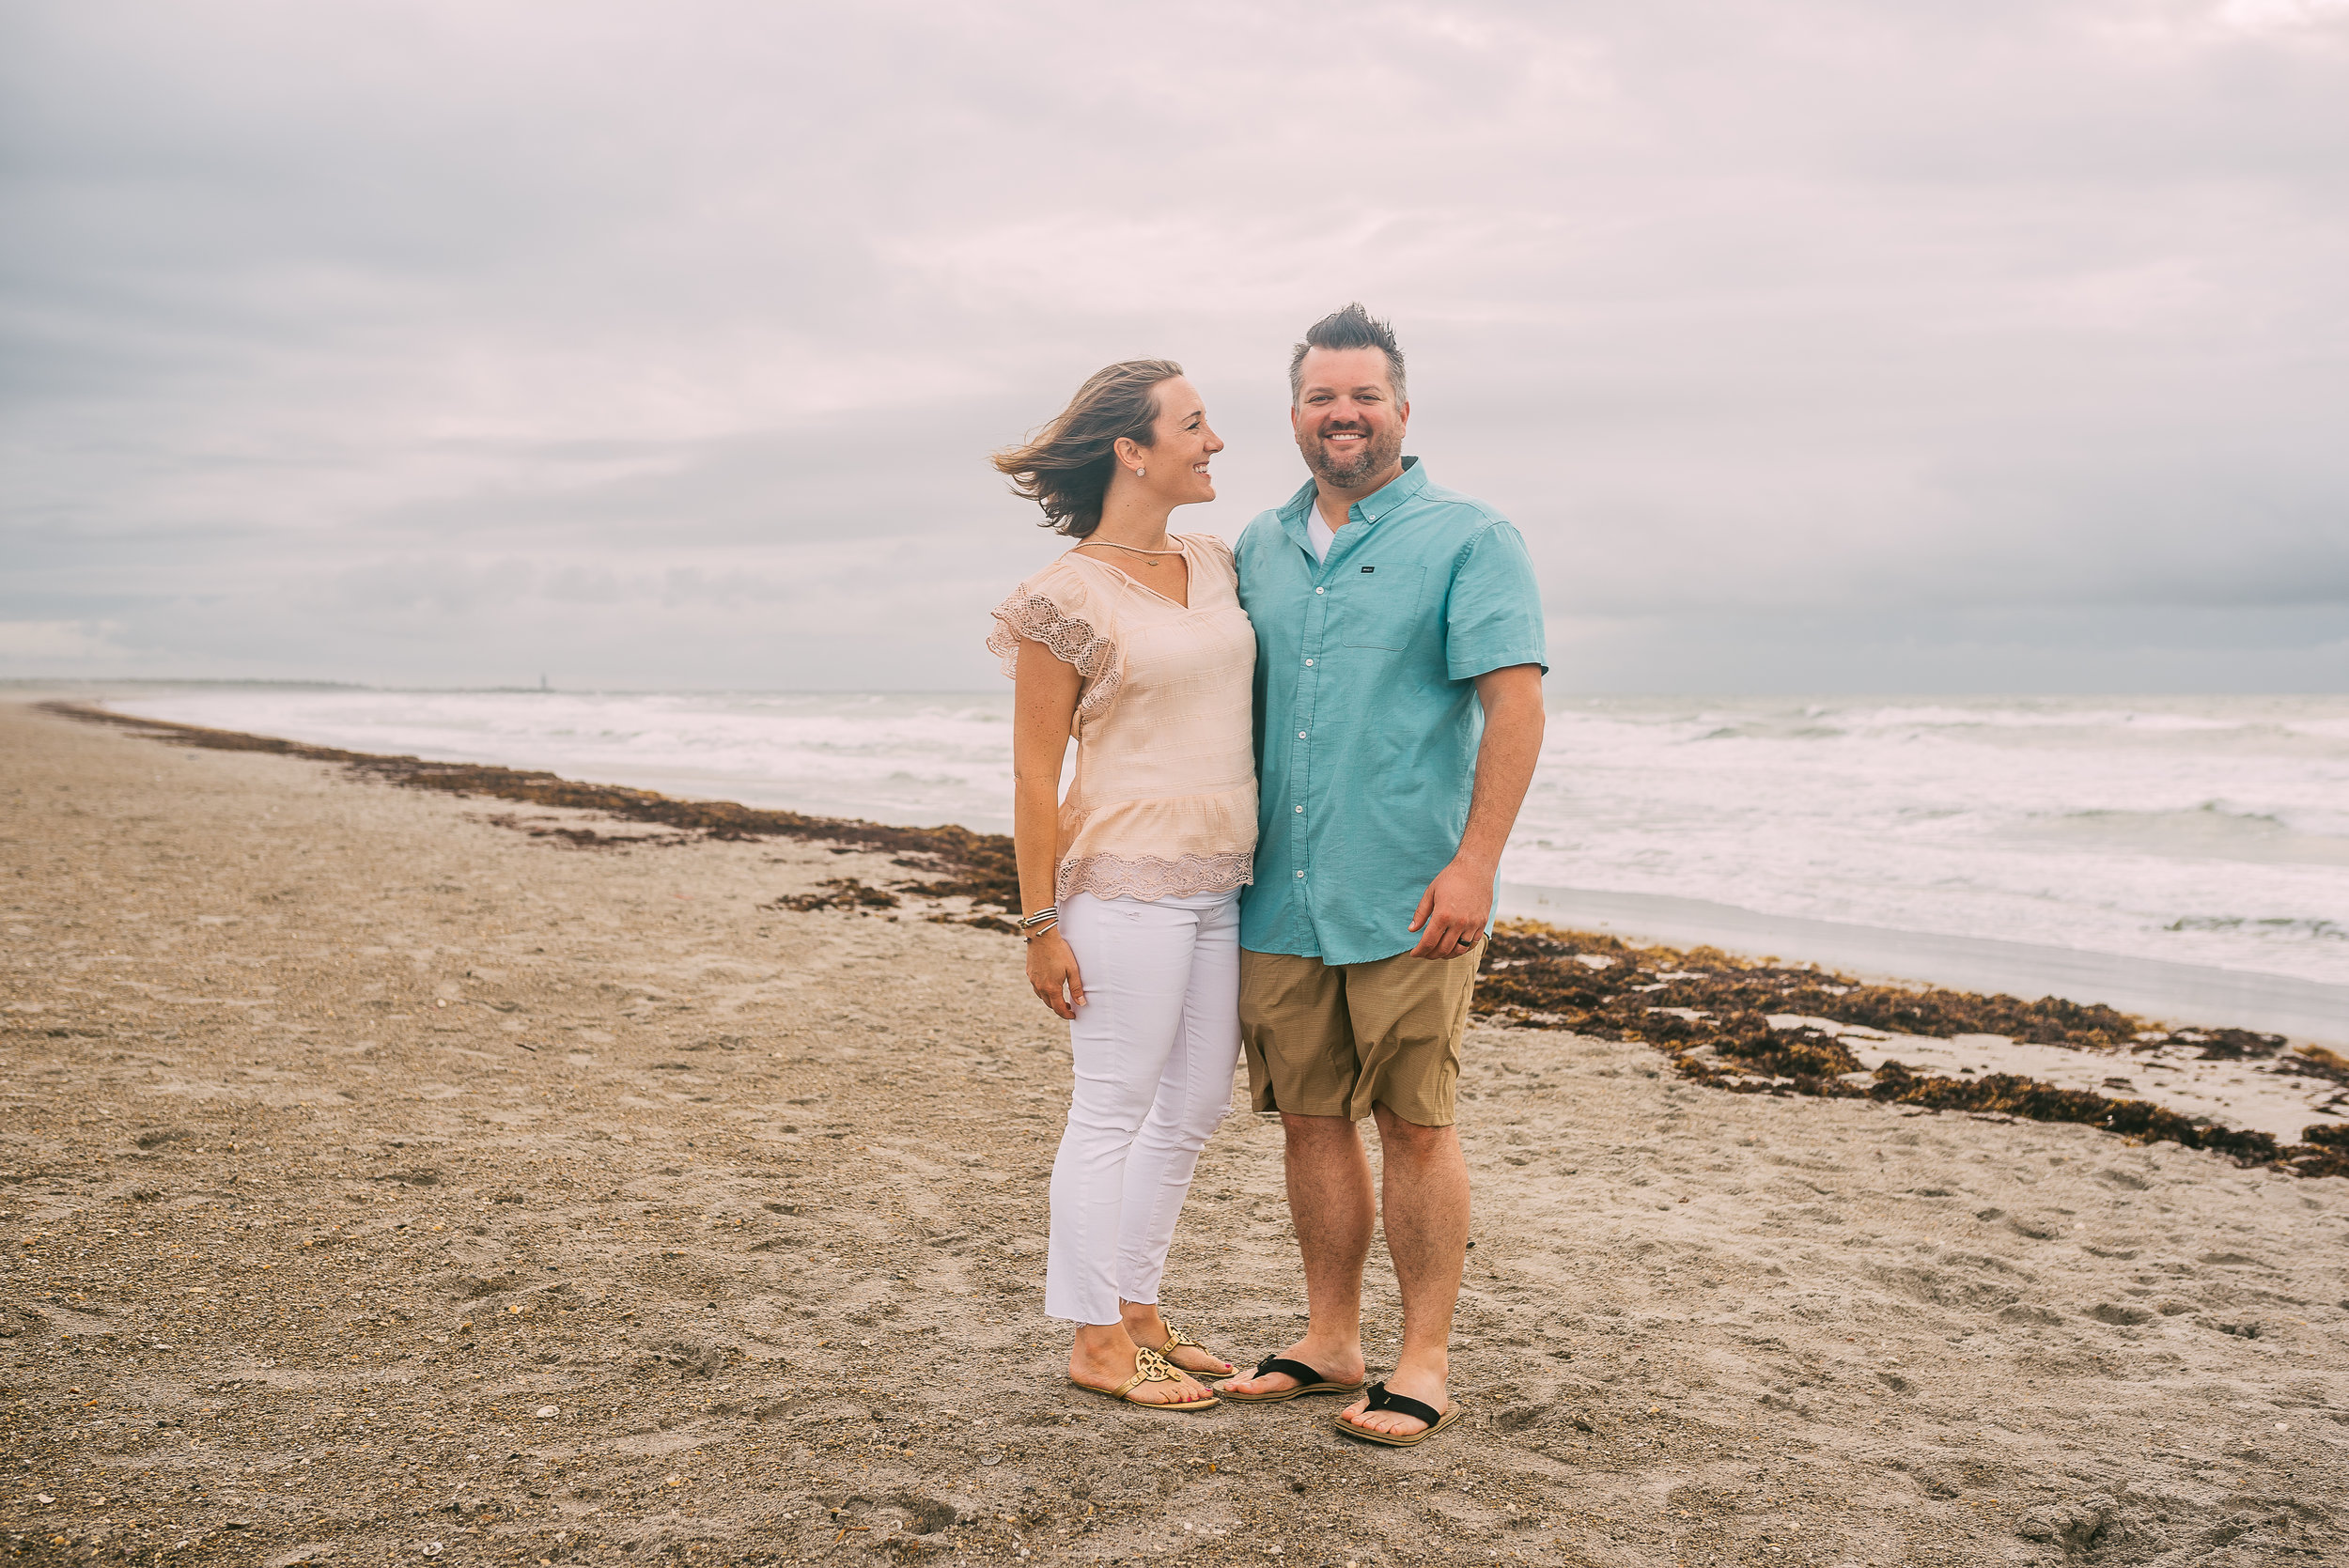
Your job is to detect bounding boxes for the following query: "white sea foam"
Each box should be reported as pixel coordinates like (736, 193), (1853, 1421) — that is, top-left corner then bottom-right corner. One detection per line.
(103, 689), (2349, 988)
(1506, 696), (2349, 987)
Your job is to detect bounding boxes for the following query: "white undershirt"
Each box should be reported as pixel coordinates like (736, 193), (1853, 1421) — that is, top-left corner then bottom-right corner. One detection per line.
(1307, 511), (1338, 564)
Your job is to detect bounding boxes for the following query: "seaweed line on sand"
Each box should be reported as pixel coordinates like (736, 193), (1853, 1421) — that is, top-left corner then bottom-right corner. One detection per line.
(49, 699), (2344, 1176)
(40, 699), (1022, 913)
(1476, 921), (2349, 1179)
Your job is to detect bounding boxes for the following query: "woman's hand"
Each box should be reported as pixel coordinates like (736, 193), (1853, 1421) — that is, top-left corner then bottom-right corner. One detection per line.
(1025, 931), (1087, 1019)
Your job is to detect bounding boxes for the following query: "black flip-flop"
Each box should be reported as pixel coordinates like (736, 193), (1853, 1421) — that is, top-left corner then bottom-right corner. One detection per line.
(1332, 1381), (1459, 1447)
(1216, 1355), (1364, 1404)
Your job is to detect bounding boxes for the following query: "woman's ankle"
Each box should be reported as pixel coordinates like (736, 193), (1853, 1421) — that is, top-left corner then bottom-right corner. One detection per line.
(1071, 1321), (1135, 1359)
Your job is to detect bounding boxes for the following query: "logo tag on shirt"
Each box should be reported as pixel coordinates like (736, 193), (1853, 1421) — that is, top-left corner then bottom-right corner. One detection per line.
(1361, 566), (1376, 572)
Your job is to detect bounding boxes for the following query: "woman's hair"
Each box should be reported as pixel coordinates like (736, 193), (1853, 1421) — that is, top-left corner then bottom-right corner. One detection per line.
(992, 359), (1184, 538)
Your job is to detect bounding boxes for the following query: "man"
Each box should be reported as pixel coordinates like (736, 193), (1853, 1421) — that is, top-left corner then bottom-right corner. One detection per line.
(1216, 303), (1547, 1445)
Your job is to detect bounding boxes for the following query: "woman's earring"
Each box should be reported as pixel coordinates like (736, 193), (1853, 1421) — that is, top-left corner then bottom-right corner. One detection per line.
(1135, 468), (1145, 478)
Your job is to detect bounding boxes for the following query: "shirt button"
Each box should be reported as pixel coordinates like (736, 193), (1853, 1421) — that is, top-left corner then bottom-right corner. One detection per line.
(1304, 659), (1314, 666)
(1297, 731), (1306, 739)
(1315, 587), (1325, 595)
(1295, 871), (1305, 878)
(1294, 805), (1303, 813)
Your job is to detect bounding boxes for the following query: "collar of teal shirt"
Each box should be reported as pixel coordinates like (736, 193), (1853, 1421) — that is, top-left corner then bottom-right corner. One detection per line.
(1275, 456), (1428, 558)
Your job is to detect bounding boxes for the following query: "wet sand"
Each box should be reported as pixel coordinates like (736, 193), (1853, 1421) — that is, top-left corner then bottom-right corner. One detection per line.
(5, 697), (2346, 1567)
(1496, 883), (2349, 1051)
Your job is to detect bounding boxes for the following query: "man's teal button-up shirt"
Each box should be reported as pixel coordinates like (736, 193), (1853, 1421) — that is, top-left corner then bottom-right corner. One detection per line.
(1235, 457), (1548, 966)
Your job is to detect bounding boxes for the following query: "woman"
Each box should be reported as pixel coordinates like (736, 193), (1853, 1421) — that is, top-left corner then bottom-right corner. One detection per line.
(987, 360), (1256, 1411)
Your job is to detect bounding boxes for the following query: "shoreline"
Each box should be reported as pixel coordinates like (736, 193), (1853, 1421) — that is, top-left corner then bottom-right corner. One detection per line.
(41, 698), (1022, 909)
(66, 691), (2343, 1007)
(69, 681), (2347, 996)
(44, 698), (2349, 1171)
(1500, 882), (2348, 1047)
(7, 697), (2348, 1565)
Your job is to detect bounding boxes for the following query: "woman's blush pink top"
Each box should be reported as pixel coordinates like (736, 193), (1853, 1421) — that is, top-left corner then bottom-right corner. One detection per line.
(988, 534), (1258, 904)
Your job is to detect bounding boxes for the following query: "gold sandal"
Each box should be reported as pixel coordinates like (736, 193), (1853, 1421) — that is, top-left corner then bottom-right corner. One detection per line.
(1143, 1321), (1236, 1377)
(1068, 1345), (1219, 1412)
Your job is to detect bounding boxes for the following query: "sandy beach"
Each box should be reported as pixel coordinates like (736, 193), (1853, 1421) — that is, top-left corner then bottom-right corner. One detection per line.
(6, 696), (2346, 1568)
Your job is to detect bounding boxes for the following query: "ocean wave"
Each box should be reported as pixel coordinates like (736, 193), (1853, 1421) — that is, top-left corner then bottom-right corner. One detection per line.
(2005, 803), (2349, 868)
(2164, 916), (2346, 944)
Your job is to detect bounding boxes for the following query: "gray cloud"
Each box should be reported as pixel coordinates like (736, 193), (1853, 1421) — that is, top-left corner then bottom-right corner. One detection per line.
(4, 0), (2346, 690)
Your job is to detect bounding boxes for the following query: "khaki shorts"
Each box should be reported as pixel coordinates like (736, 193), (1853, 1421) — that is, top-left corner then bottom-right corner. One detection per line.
(1237, 940), (1482, 1127)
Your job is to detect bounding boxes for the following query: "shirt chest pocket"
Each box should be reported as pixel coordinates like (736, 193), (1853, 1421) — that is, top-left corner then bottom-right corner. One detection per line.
(1330, 565), (1427, 652)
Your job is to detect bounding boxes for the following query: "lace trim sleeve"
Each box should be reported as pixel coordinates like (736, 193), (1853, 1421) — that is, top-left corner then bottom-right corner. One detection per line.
(987, 584), (1123, 722)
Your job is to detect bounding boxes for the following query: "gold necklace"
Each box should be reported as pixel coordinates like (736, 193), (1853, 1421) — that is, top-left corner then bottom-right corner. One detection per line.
(1080, 539), (1182, 563)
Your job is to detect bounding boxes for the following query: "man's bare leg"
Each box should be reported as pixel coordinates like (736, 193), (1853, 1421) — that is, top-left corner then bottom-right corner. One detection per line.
(1337, 1105), (1469, 1436)
(1215, 1111), (1373, 1394)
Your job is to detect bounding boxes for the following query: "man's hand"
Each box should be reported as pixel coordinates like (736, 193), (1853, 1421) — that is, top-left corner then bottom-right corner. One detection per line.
(1408, 858), (1493, 959)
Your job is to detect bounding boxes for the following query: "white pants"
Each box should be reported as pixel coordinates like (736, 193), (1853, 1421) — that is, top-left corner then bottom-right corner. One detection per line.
(1043, 889), (1241, 1327)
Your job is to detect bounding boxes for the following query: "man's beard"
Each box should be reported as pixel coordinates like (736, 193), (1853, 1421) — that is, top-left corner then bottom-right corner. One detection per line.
(1300, 421), (1403, 489)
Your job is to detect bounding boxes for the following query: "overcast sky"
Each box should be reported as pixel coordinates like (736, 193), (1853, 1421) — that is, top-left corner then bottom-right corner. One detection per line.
(5, 0), (2346, 692)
